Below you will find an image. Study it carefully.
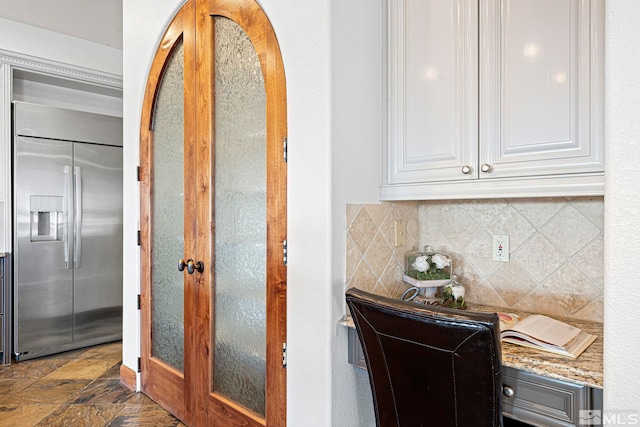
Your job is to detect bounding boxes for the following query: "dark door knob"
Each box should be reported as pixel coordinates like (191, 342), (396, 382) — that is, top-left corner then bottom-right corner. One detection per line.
(186, 260), (196, 274)
(179, 259), (204, 274)
(192, 260), (204, 274)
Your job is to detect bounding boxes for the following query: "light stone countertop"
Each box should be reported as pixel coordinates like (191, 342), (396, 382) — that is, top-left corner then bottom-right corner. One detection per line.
(340, 303), (603, 389)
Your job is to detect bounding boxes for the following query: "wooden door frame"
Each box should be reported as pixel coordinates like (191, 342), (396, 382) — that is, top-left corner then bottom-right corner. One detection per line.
(138, 0), (287, 425)
(139, 1), (196, 424)
(196, 0), (287, 425)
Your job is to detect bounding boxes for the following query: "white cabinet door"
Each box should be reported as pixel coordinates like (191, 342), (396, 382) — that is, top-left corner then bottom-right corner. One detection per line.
(479, 0), (603, 180)
(383, 0), (603, 199)
(387, 0), (478, 184)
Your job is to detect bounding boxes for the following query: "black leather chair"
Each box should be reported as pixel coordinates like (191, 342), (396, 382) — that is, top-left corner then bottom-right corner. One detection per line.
(346, 287), (503, 427)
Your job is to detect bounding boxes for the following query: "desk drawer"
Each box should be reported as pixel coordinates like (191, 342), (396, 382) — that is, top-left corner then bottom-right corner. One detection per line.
(502, 366), (601, 427)
(347, 327), (602, 427)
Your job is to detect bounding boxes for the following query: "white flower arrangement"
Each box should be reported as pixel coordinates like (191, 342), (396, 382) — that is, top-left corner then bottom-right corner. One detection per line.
(431, 253), (451, 270)
(403, 246), (455, 300)
(407, 250), (451, 281)
(442, 281), (466, 309)
(411, 255), (430, 273)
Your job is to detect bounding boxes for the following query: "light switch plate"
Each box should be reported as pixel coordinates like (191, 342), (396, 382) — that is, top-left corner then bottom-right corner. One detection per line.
(493, 234), (509, 262)
(394, 220), (407, 247)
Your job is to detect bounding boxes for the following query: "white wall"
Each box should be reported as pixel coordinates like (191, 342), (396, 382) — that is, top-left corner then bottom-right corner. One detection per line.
(0, 0), (123, 49)
(603, 0), (640, 418)
(0, 17), (122, 77)
(122, 0), (185, 390)
(0, 64), (9, 252)
(267, 1), (334, 424)
(122, 0), (640, 425)
(330, 1), (383, 425)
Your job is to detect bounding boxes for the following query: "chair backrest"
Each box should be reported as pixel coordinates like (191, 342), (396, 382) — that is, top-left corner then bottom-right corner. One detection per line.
(346, 287), (503, 427)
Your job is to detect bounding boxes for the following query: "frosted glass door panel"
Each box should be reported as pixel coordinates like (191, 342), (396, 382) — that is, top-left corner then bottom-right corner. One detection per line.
(151, 42), (185, 371)
(388, 0), (478, 183)
(213, 17), (267, 416)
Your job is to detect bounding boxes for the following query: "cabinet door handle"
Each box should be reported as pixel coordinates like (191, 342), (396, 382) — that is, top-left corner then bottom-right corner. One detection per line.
(481, 163), (492, 173)
(461, 165), (472, 174)
(503, 385), (515, 397)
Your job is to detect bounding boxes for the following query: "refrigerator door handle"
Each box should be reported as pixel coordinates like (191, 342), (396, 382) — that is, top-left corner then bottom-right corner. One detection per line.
(74, 166), (83, 269)
(64, 165), (73, 269)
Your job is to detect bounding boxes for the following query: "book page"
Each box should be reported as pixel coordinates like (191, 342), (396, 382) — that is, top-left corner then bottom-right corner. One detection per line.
(508, 315), (581, 347)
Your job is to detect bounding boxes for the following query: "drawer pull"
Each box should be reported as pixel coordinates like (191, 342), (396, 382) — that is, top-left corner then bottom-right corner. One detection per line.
(503, 385), (515, 397)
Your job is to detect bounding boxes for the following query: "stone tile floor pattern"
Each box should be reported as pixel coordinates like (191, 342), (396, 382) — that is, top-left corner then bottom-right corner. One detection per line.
(0, 342), (186, 427)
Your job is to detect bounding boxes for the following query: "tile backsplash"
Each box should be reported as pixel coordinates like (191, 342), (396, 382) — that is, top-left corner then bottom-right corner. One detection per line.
(345, 197), (603, 322)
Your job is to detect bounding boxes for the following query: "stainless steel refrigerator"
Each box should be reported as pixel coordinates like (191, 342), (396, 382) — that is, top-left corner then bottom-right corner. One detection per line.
(12, 101), (123, 360)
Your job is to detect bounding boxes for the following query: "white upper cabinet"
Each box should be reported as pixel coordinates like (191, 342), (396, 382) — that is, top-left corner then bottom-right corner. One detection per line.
(382, 0), (604, 200)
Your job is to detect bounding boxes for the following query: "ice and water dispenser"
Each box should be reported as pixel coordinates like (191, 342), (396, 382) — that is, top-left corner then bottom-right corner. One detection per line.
(29, 195), (64, 242)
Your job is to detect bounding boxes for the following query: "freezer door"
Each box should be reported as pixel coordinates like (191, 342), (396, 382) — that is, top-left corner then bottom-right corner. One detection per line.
(14, 136), (74, 354)
(72, 143), (123, 342)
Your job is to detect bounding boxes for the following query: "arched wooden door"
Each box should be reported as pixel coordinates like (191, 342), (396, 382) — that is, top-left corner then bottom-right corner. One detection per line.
(139, 0), (287, 425)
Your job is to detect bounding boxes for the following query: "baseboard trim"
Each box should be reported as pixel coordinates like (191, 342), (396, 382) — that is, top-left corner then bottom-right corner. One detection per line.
(120, 363), (137, 391)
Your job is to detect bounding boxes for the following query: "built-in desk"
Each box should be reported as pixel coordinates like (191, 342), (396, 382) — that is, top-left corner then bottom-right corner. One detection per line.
(340, 304), (603, 427)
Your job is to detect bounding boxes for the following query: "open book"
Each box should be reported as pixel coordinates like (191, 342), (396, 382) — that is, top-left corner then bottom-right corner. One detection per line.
(498, 313), (597, 359)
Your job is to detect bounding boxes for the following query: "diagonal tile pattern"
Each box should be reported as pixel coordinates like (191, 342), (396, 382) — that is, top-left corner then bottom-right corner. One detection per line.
(346, 202), (419, 299)
(345, 197), (604, 322)
(0, 342), (185, 427)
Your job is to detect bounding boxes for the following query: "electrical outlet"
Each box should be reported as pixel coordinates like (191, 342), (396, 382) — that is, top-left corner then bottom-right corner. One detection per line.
(394, 220), (407, 247)
(493, 234), (509, 262)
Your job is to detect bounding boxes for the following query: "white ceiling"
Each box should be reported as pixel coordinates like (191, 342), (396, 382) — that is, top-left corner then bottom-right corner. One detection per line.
(0, 0), (123, 49)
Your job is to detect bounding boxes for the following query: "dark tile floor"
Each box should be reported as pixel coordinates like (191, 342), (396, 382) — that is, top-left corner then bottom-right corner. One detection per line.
(0, 341), (186, 427)
(0, 342), (533, 426)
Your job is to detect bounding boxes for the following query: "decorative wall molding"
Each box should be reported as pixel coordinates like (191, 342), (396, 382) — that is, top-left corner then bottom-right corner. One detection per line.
(0, 49), (122, 89)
